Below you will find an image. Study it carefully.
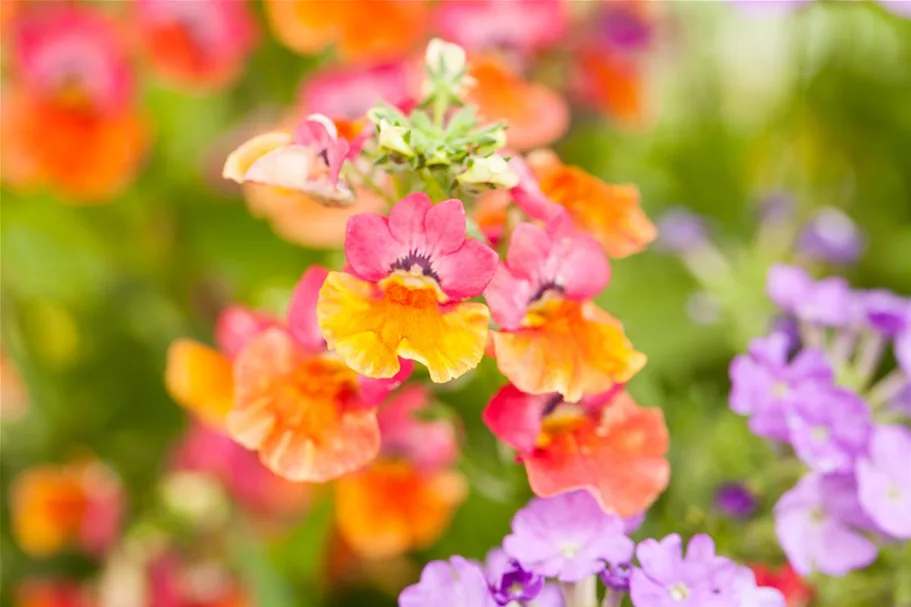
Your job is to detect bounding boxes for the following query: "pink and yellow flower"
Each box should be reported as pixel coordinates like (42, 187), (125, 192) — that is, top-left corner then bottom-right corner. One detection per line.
(514, 150), (656, 258)
(10, 459), (124, 558)
(434, 0), (567, 55)
(263, 0), (429, 63)
(484, 385), (669, 516)
(467, 56), (569, 151)
(335, 386), (466, 558)
(317, 193), (499, 383)
(485, 217), (644, 402)
(1, 5), (149, 203)
(134, 0), (258, 91)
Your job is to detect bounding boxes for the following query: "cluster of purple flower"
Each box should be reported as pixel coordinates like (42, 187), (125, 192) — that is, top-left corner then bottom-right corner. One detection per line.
(398, 490), (786, 607)
(730, 264), (911, 576)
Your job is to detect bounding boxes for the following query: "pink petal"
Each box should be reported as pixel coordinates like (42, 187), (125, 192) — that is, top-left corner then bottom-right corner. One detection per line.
(506, 222), (553, 284)
(547, 219), (611, 299)
(435, 239), (500, 300)
(484, 264), (534, 330)
(388, 192), (434, 251)
(292, 114), (337, 146)
(344, 212), (401, 282)
(287, 266), (329, 352)
(325, 138), (351, 186)
(357, 358), (415, 406)
(482, 384), (550, 453)
(215, 306), (279, 360)
(509, 156), (565, 222)
(423, 198), (470, 256)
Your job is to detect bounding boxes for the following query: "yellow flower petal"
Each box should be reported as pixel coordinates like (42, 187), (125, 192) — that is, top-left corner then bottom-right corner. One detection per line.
(164, 339), (234, 428)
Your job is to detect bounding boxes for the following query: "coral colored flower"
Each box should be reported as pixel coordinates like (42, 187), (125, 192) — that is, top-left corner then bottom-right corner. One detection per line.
(16, 579), (92, 607)
(223, 115), (356, 206)
(317, 193), (498, 383)
(299, 61), (418, 119)
(485, 218), (642, 401)
(11, 460), (124, 558)
(467, 56), (569, 151)
(135, 0), (258, 91)
(263, 0), (428, 63)
(750, 564), (814, 607)
(484, 386), (669, 516)
(522, 150), (656, 258)
(434, 0), (567, 54)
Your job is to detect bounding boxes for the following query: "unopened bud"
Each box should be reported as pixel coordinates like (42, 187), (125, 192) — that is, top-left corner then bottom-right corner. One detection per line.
(457, 155), (519, 189)
(377, 121), (415, 157)
(426, 38), (467, 77)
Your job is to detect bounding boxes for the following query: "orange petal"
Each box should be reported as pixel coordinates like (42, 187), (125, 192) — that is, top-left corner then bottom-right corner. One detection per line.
(11, 467), (86, 557)
(228, 328), (380, 482)
(335, 1), (429, 62)
(335, 460), (467, 558)
(165, 339), (234, 428)
(525, 392), (670, 517)
(262, 0), (346, 54)
(492, 300), (645, 403)
(317, 272), (490, 383)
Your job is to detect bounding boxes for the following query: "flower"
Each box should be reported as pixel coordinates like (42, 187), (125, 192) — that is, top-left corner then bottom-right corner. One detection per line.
(485, 218), (644, 401)
(856, 424), (911, 538)
(425, 38), (468, 79)
(859, 290), (909, 336)
(785, 385), (871, 474)
(11, 459), (123, 558)
(317, 193), (498, 383)
(796, 207), (864, 266)
(434, 0), (567, 55)
(715, 482), (758, 519)
(571, 42), (644, 125)
(503, 490), (635, 582)
(898, 324), (911, 374)
(299, 61), (417, 119)
(630, 534), (738, 607)
(730, 567), (787, 607)
(766, 265), (853, 327)
(656, 207), (710, 254)
(399, 557), (496, 607)
(484, 550), (546, 606)
(457, 155), (519, 189)
(223, 114), (356, 206)
(520, 150), (656, 258)
(774, 473), (878, 576)
(728, 333), (833, 441)
(485, 387), (669, 515)
(601, 561), (634, 593)
(376, 386), (459, 471)
(750, 564), (814, 607)
(468, 57), (569, 151)
(134, 0), (258, 91)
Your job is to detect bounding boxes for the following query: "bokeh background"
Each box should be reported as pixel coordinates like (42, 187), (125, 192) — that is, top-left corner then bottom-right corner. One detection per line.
(2, 1), (910, 606)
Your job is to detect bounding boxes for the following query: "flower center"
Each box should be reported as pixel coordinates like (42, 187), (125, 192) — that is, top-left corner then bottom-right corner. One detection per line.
(274, 356), (358, 441)
(380, 273), (446, 306)
(559, 542), (580, 559)
(669, 582), (691, 602)
(390, 250), (441, 283)
(771, 381), (790, 398)
(810, 426), (830, 444)
(887, 483), (902, 502)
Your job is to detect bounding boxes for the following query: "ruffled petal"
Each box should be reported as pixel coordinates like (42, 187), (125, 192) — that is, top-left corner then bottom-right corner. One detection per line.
(547, 219), (611, 299)
(434, 238), (500, 300)
(388, 192), (433, 248)
(344, 212), (400, 282)
(505, 222), (553, 285)
(483, 384), (550, 453)
(287, 266), (329, 352)
(165, 339), (234, 427)
(317, 271), (490, 383)
(524, 393), (670, 517)
(483, 264), (535, 331)
(423, 198), (470, 256)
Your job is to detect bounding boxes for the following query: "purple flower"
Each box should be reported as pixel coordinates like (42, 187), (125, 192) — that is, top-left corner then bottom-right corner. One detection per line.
(774, 473), (878, 576)
(503, 490), (635, 583)
(629, 534), (738, 607)
(624, 512), (647, 534)
(485, 549), (545, 606)
(601, 561), (633, 593)
(730, 566), (786, 607)
(757, 193), (795, 225)
(785, 386), (872, 474)
(766, 265), (854, 327)
(796, 207), (864, 265)
(859, 290), (909, 336)
(896, 325), (911, 374)
(399, 557), (496, 607)
(729, 332), (833, 441)
(656, 207), (709, 254)
(715, 483), (758, 519)
(857, 425), (911, 538)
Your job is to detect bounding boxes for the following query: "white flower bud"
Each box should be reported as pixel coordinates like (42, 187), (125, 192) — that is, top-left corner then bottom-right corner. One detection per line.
(377, 120), (415, 157)
(425, 38), (467, 77)
(457, 155), (519, 189)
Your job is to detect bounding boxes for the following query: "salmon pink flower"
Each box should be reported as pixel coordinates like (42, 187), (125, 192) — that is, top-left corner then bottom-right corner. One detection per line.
(11, 459), (124, 558)
(519, 150), (656, 258)
(135, 0), (258, 91)
(317, 193), (499, 383)
(486, 218), (643, 401)
(223, 114), (357, 206)
(435, 0), (567, 55)
(467, 56), (569, 151)
(484, 386), (669, 516)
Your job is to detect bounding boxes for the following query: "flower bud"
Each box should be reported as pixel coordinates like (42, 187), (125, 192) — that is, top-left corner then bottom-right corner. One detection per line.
(457, 155), (519, 189)
(377, 121), (415, 157)
(425, 38), (467, 78)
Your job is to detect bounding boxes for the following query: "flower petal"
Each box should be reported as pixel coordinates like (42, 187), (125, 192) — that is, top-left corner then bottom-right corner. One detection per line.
(215, 306), (279, 360)
(484, 264), (535, 330)
(344, 212), (400, 282)
(223, 131), (292, 182)
(357, 358), (415, 406)
(483, 384), (550, 453)
(287, 265), (329, 352)
(388, 192), (434, 251)
(165, 339), (234, 427)
(424, 197), (470, 256)
(434, 238), (500, 300)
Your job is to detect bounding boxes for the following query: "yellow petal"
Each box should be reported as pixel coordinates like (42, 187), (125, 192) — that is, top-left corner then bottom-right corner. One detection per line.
(165, 339), (234, 428)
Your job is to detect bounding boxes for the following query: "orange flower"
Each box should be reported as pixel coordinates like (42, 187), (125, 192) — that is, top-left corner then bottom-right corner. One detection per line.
(467, 56), (569, 151)
(525, 150), (656, 258)
(573, 44), (644, 126)
(165, 339), (235, 428)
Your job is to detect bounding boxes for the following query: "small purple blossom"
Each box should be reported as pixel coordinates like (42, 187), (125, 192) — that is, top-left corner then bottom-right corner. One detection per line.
(729, 332), (833, 441)
(796, 207), (864, 265)
(485, 550), (544, 606)
(859, 290), (909, 336)
(857, 425), (911, 538)
(766, 265), (854, 327)
(656, 207), (709, 254)
(399, 556), (496, 607)
(715, 483), (758, 519)
(774, 473), (878, 577)
(601, 561), (633, 593)
(503, 490), (635, 583)
(730, 566), (786, 607)
(629, 534), (738, 607)
(896, 324), (911, 374)
(785, 386), (872, 474)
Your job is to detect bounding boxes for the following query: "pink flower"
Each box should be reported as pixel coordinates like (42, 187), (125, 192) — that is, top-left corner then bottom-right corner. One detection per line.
(378, 385), (459, 471)
(299, 61), (419, 119)
(435, 0), (567, 55)
(507, 156), (567, 224)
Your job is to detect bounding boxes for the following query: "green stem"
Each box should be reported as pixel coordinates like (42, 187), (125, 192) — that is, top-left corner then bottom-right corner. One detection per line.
(419, 169), (449, 202)
(345, 164), (396, 205)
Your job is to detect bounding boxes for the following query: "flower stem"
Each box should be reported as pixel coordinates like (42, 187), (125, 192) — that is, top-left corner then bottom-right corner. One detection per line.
(601, 589), (625, 607)
(344, 164), (396, 205)
(561, 576), (598, 607)
(419, 169), (449, 202)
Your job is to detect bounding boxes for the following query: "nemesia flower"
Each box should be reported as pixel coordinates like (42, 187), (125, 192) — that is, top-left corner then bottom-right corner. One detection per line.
(15, 579), (92, 607)
(263, 0), (429, 62)
(11, 459), (124, 558)
(317, 193), (498, 383)
(785, 385), (871, 474)
(766, 265), (853, 328)
(1, 4), (149, 202)
(859, 290), (909, 336)
(503, 491), (635, 582)
(750, 564), (814, 607)
(434, 0), (567, 55)
(467, 56), (569, 151)
(299, 61), (418, 119)
(399, 556), (496, 607)
(796, 207), (864, 265)
(856, 424), (911, 538)
(774, 473), (879, 576)
(728, 332), (833, 441)
(485, 387), (669, 515)
(520, 150), (656, 258)
(223, 114), (356, 206)
(485, 218), (644, 401)
(715, 482), (758, 519)
(134, 0), (258, 91)
(484, 550), (544, 606)
(630, 534), (741, 607)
